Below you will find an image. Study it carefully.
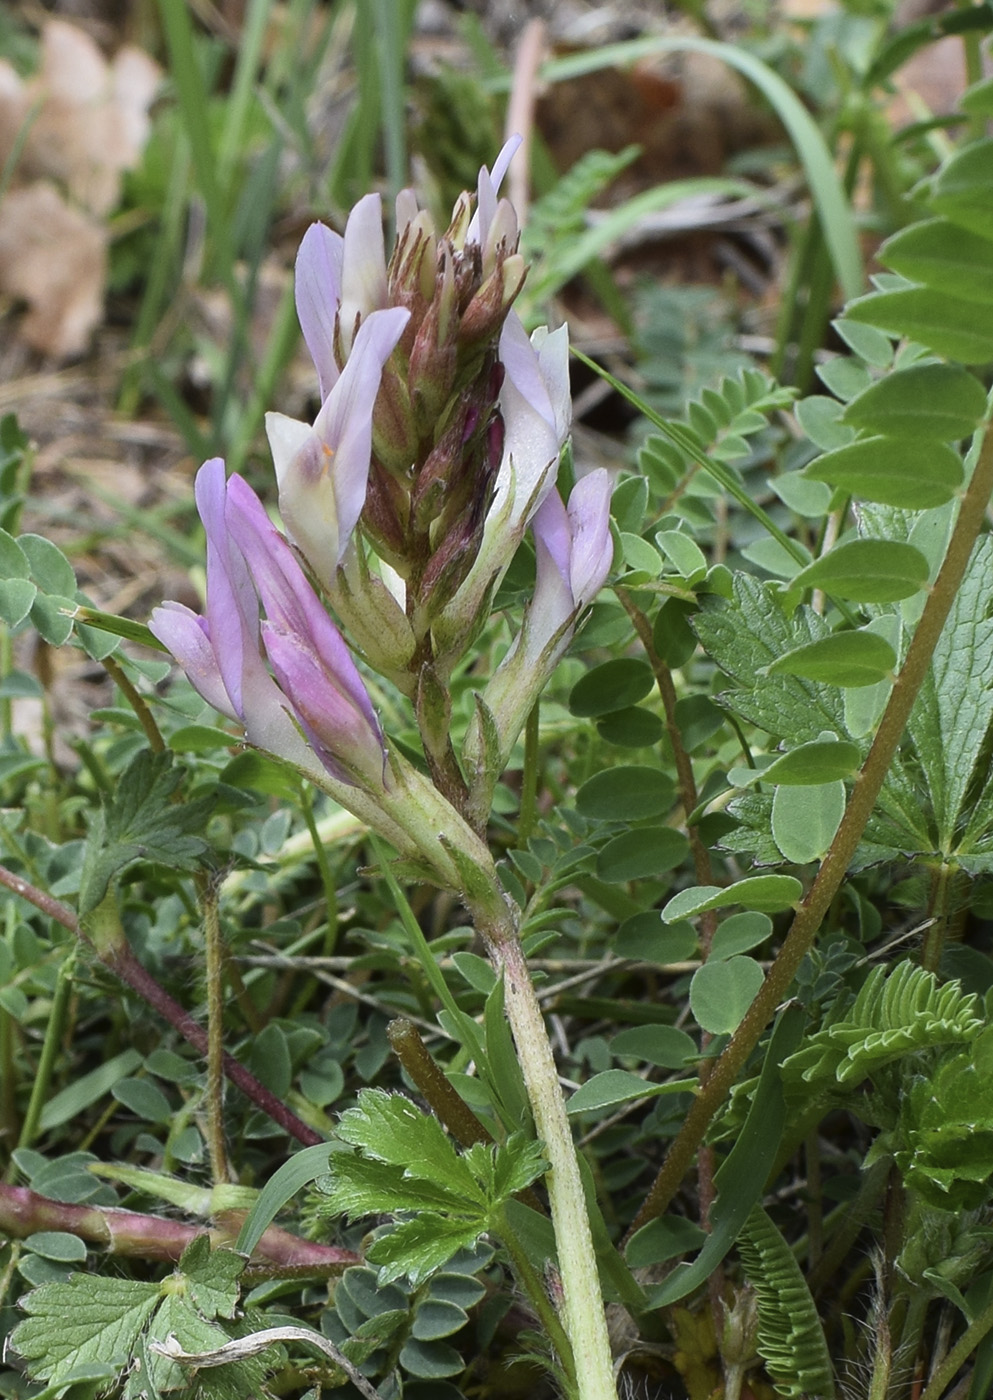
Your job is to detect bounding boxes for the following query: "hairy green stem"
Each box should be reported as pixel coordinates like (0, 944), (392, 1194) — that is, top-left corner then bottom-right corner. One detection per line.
(477, 910), (616, 1400)
(201, 877), (229, 1184)
(628, 418), (993, 1235)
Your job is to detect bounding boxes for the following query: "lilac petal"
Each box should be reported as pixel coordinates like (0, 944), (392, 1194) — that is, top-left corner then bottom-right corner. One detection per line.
(566, 469), (613, 607)
(295, 222), (344, 400)
(195, 457), (261, 719)
(276, 306), (409, 584)
(149, 602), (238, 721)
(339, 193), (388, 353)
(468, 134), (522, 247)
(224, 474), (385, 781)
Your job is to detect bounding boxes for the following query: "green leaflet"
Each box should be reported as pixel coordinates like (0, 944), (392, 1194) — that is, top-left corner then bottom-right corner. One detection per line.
(737, 1206), (835, 1399)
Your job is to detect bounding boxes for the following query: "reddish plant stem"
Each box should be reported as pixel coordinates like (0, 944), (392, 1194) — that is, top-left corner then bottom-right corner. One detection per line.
(627, 419), (993, 1239)
(0, 1182), (356, 1277)
(0, 862), (322, 1148)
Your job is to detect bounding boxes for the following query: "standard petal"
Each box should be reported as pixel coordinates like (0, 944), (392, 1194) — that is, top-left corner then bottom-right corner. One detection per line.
(277, 306), (409, 585)
(194, 457), (260, 718)
(339, 192), (388, 353)
(467, 134), (522, 248)
(295, 222), (344, 400)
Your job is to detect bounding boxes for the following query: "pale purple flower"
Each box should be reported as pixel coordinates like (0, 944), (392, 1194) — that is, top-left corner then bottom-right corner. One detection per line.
(464, 468), (613, 777)
(265, 306), (409, 587)
(150, 460), (386, 789)
(435, 315), (572, 661)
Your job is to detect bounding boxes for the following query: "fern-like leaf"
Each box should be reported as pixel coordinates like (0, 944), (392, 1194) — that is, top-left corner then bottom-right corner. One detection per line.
(737, 1206), (835, 1399)
(782, 961), (982, 1092)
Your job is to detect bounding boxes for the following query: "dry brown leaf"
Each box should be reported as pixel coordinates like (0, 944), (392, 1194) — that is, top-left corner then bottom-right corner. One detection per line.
(0, 183), (107, 357)
(6, 19), (162, 217)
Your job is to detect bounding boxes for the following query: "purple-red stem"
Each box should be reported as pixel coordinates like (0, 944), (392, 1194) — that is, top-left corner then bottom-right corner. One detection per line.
(0, 1182), (356, 1277)
(0, 862), (322, 1147)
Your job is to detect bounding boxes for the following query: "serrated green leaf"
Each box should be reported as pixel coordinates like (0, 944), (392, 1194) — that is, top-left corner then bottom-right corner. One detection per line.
(323, 1153), (476, 1218)
(879, 219), (993, 306)
(78, 750), (212, 916)
(909, 534), (993, 852)
(791, 539), (929, 602)
(843, 287), (993, 364)
(802, 436), (963, 509)
(690, 956), (765, 1033)
(768, 630), (897, 687)
(367, 1216), (487, 1289)
(336, 1090), (483, 1205)
(772, 781), (846, 863)
(11, 1275), (161, 1384)
(662, 875), (803, 921)
(566, 1069), (696, 1115)
(463, 1133), (547, 1203)
(842, 363), (987, 440)
(694, 574), (850, 744)
(179, 1236), (243, 1321)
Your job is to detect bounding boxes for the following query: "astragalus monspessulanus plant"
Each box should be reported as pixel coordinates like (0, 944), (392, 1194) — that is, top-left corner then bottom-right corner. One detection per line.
(150, 140), (617, 1398)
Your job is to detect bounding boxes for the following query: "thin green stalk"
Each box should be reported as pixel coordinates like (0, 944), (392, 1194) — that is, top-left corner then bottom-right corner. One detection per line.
(102, 653), (165, 753)
(201, 877), (229, 1184)
(300, 789), (339, 954)
(628, 416), (993, 1235)
(476, 909), (617, 1400)
(918, 1295), (993, 1400)
(371, 0), (411, 201)
(12, 948), (77, 1165)
(217, 0), (272, 193)
(117, 133), (191, 418)
(493, 1201), (578, 1391)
